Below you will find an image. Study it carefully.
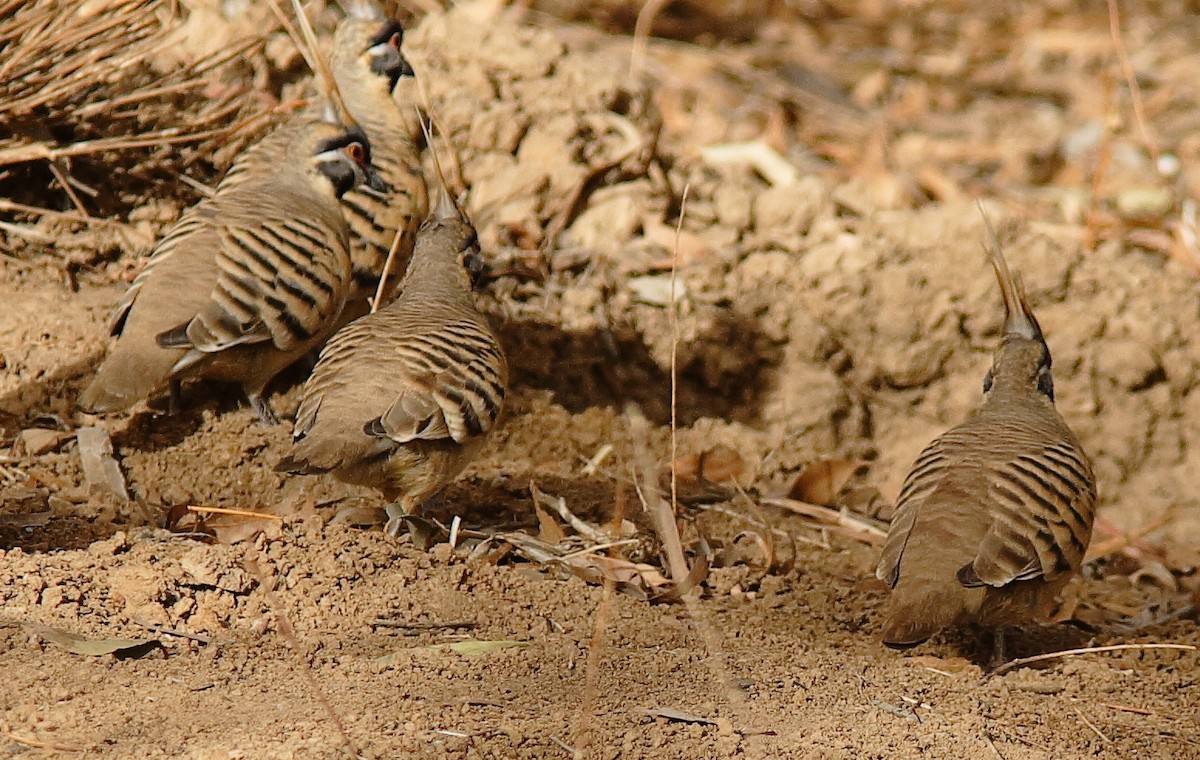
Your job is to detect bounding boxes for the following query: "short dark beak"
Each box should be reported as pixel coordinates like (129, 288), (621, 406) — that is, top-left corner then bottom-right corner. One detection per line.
(365, 166), (387, 193)
(369, 45), (414, 90)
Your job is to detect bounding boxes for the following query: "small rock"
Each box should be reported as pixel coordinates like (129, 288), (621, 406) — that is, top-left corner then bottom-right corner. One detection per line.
(713, 183), (753, 232)
(180, 547), (254, 594)
(1116, 185), (1173, 219)
(628, 275), (686, 306)
(566, 187), (644, 255)
(76, 427), (129, 500)
(87, 531), (129, 557)
(13, 428), (73, 456)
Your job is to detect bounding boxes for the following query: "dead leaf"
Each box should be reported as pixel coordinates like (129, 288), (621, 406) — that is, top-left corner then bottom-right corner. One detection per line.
(375, 640), (529, 664)
(788, 459), (866, 506)
(395, 514), (447, 550)
(644, 706), (717, 725)
(32, 624), (161, 659)
(530, 485), (566, 544)
(76, 426), (129, 500)
(673, 444), (746, 488)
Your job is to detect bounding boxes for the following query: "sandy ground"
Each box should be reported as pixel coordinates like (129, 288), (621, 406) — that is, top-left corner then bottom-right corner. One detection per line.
(1, 2), (1198, 757)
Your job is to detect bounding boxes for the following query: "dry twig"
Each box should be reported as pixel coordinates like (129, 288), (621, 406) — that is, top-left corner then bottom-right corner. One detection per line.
(987, 643), (1197, 678)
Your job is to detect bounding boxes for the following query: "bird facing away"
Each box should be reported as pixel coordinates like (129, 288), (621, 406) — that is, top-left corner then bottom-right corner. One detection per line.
(78, 118), (386, 424)
(328, 9), (428, 320)
(875, 223), (1097, 663)
(276, 190), (507, 518)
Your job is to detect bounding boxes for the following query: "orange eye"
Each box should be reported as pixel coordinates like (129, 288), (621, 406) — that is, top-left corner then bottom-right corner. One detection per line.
(390, 33), (401, 48)
(347, 142), (364, 163)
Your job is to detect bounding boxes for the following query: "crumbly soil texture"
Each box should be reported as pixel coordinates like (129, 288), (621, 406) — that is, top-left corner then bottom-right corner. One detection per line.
(1, 2), (1198, 758)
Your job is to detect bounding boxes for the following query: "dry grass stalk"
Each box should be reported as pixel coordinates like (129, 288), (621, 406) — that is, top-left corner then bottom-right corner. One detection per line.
(0, 0), (273, 212)
(987, 643), (1197, 678)
(244, 551), (362, 758)
(185, 505), (285, 521)
(1105, 0), (1158, 165)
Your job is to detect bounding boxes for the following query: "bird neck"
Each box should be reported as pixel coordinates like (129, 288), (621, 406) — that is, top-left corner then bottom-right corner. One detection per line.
(397, 245), (475, 305)
(982, 380), (1053, 412)
(337, 80), (410, 142)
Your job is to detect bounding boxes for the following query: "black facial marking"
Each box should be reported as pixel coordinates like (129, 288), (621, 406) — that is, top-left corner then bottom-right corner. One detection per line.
(317, 159), (356, 197)
(982, 368), (994, 394)
(367, 21), (414, 89)
(315, 125), (374, 167)
(1036, 343), (1054, 400)
(367, 20), (404, 48)
(1037, 366), (1055, 400)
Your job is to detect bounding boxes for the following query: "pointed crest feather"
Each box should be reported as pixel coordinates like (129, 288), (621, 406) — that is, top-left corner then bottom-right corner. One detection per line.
(977, 201), (1043, 341)
(417, 107), (464, 223)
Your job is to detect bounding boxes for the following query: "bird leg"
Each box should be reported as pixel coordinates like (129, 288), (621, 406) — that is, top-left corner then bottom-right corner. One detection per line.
(988, 627), (1009, 670)
(246, 391), (279, 426)
(166, 379), (183, 417)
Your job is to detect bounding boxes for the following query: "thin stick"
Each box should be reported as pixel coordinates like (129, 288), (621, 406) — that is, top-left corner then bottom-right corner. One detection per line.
(186, 505), (284, 521)
(668, 182), (689, 541)
(48, 161), (90, 218)
(569, 487), (624, 756)
(1105, 0), (1159, 164)
(1101, 702), (1154, 716)
(1084, 73), (1115, 252)
(629, 0), (669, 79)
(371, 106), (444, 314)
(413, 72), (466, 197)
(2, 730), (84, 752)
(988, 643), (1197, 678)
(0, 198), (89, 220)
(559, 539), (641, 561)
(132, 619), (212, 644)
(1074, 707), (1112, 743)
(370, 226), (407, 313)
(0, 219), (53, 243)
(245, 553), (362, 758)
(983, 734), (1005, 760)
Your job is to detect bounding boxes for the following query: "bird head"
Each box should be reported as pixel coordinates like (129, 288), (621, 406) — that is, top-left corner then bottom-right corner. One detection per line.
(312, 123), (387, 197)
(979, 208), (1054, 401)
(411, 185), (485, 287)
(332, 16), (414, 94)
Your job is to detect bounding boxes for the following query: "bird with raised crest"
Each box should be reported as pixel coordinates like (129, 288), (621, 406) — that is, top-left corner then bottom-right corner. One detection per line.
(77, 117), (386, 424)
(275, 187), (507, 527)
(328, 2), (428, 320)
(875, 213), (1097, 665)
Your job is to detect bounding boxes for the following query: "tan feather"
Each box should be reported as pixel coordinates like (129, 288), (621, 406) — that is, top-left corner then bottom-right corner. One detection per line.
(79, 118), (377, 423)
(277, 201), (507, 514)
(328, 14), (428, 321)
(875, 217), (1097, 659)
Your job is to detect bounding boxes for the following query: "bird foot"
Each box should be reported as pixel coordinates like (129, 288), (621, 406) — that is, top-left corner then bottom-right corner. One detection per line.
(383, 502), (446, 549)
(247, 393), (279, 426)
(383, 502), (408, 538)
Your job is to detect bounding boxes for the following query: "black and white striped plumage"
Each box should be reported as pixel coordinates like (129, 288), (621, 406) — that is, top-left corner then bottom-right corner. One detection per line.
(78, 119), (381, 423)
(875, 223), (1097, 657)
(276, 193), (507, 512)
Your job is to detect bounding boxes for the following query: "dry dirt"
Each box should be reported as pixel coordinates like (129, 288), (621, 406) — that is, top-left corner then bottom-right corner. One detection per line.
(1, 1), (1199, 758)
